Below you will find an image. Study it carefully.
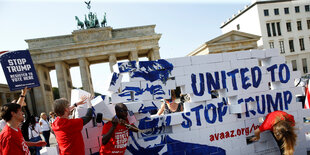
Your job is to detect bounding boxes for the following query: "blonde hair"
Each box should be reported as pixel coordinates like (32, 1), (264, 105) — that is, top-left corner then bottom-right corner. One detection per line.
(273, 120), (297, 155)
(40, 112), (47, 118)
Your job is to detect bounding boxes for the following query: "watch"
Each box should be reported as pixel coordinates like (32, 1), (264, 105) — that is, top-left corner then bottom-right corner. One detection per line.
(74, 103), (78, 107)
(20, 95), (25, 97)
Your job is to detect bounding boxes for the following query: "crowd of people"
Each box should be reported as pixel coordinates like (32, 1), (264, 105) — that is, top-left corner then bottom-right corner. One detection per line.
(0, 87), (298, 155)
(0, 87), (140, 155)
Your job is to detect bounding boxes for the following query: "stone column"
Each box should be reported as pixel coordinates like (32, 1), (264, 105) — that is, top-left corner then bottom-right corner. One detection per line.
(109, 54), (117, 72)
(79, 58), (94, 95)
(148, 47), (161, 61)
(33, 64), (54, 115)
(1, 93), (7, 105)
(55, 61), (72, 101)
(10, 93), (15, 101)
(129, 50), (139, 61)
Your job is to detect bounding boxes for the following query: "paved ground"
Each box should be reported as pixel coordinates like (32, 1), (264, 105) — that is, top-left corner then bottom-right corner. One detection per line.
(49, 133), (57, 147)
(40, 132), (57, 147)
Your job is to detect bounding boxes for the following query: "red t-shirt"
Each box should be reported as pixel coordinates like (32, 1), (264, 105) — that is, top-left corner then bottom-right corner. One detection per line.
(259, 111), (295, 132)
(100, 120), (130, 155)
(52, 117), (84, 155)
(0, 125), (30, 155)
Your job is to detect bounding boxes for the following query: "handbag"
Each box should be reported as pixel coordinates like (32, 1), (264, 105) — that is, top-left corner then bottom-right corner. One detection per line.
(29, 126), (43, 150)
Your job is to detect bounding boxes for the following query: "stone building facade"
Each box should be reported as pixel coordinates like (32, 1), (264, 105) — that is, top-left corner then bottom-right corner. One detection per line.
(187, 30), (260, 56)
(25, 25), (161, 114)
(220, 0), (310, 75)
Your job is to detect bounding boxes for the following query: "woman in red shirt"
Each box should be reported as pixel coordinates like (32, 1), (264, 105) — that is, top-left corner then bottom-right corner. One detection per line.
(251, 111), (297, 155)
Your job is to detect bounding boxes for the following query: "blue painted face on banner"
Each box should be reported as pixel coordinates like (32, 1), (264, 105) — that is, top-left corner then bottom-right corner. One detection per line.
(130, 59), (173, 84)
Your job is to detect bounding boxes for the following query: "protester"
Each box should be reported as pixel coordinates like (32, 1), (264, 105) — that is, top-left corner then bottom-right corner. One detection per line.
(28, 116), (42, 155)
(0, 88), (28, 133)
(0, 103), (46, 154)
(20, 91), (33, 142)
(49, 112), (56, 125)
(157, 90), (183, 115)
(251, 111), (297, 155)
(39, 112), (50, 147)
(100, 103), (138, 155)
(49, 112), (56, 135)
(1, 87), (33, 142)
(52, 96), (92, 155)
(21, 104), (32, 141)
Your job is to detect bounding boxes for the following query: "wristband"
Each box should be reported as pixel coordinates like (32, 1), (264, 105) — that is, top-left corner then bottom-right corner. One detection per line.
(20, 95), (25, 97)
(74, 103), (78, 107)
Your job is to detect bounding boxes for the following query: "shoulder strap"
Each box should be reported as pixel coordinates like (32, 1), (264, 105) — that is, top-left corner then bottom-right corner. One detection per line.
(164, 101), (171, 114)
(176, 103), (182, 112)
(29, 126), (36, 138)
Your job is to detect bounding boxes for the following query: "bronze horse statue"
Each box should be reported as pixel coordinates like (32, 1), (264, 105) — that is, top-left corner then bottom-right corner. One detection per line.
(75, 16), (84, 29)
(101, 12), (107, 27)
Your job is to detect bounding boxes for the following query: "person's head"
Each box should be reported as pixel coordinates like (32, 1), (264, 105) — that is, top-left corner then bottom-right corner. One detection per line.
(54, 98), (70, 117)
(30, 115), (36, 126)
(40, 112), (47, 120)
(0, 103), (23, 122)
(273, 120), (297, 155)
(115, 103), (128, 120)
(49, 111), (55, 118)
(166, 90), (176, 103)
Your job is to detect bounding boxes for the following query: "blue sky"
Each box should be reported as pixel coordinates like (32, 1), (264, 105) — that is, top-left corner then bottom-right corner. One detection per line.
(0, 0), (250, 94)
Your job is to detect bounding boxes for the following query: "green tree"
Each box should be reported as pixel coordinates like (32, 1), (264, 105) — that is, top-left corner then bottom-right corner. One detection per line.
(52, 87), (60, 100)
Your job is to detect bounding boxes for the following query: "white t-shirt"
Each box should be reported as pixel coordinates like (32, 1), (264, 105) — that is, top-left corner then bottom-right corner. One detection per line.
(39, 119), (50, 131)
(0, 119), (6, 132)
(49, 117), (55, 124)
(28, 123), (41, 138)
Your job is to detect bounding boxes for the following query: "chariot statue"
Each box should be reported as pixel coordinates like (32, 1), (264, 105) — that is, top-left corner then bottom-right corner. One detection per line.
(75, 1), (108, 29)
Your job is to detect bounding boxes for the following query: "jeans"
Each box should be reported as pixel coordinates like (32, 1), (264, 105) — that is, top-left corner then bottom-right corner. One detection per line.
(42, 130), (50, 147)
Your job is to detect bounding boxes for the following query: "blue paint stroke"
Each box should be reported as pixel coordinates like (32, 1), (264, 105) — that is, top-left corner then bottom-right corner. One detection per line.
(127, 133), (166, 155)
(118, 84), (165, 101)
(127, 132), (226, 155)
(138, 102), (158, 114)
(138, 117), (165, 141)
(130, 59), (173, 84)
(163, 136), (225, 155)
(118, 61), (137, 73)
(101, 95), (106, 101)
(110, 72), (119, 86)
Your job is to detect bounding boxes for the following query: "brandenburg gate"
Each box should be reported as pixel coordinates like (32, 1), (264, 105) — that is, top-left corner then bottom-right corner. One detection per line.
(26, 25), (161, 114)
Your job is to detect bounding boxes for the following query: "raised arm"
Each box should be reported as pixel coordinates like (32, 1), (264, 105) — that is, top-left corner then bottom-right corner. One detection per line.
(101, 117), (119, 145)
(156, 102), (165, 115)
(16, 87), (28, 107)
(81, 108), (93, 125)
(69, 96), (87, 112)
(69, 96), (93, 125)
(26, 141), (47, 147)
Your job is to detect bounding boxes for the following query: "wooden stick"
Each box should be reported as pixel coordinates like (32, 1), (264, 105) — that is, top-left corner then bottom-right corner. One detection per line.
(101, 117), (143, 132)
